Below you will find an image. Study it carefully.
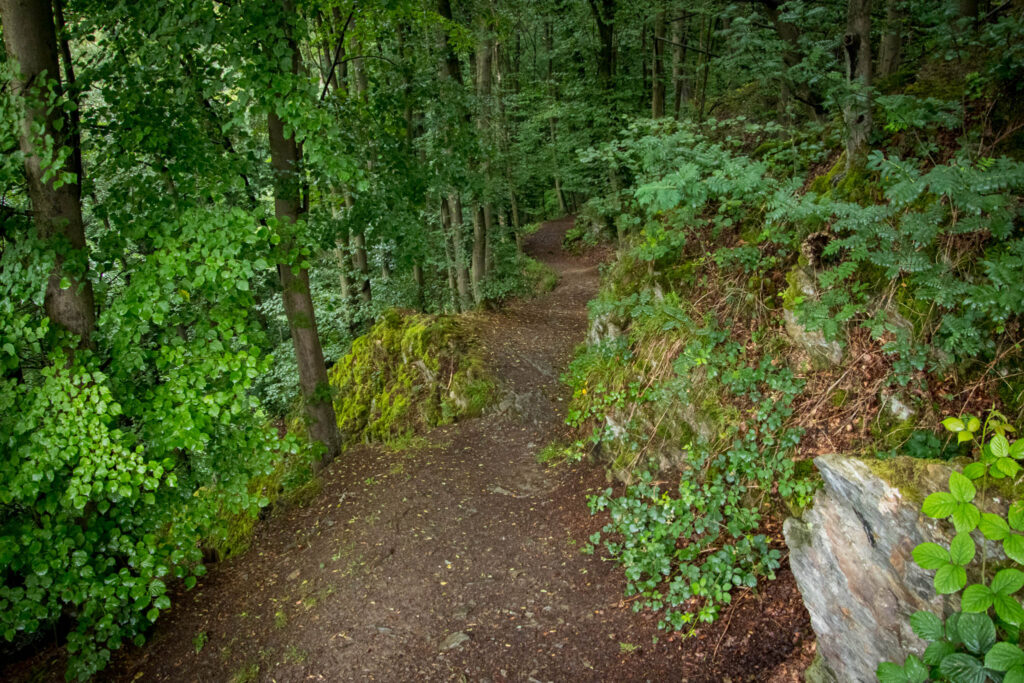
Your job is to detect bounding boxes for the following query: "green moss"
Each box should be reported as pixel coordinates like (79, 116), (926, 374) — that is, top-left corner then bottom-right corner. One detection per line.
(328, 308), (495, 446)
(866, 455), (946, 504)
(831, 389), (849, 408)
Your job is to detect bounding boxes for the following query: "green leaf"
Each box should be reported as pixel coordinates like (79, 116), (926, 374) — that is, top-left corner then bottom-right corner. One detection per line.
(994, 593), (1024, 626)
(992, 569), (1024, 596)
(985, 642), (1024, 672)
(909, 611), (945, 641)
(935, 563), (968, 594)
(943, 417), (966, 432)
(938, 652), (986, 683)
(996, 457), (1022, 478)
(951, 503), (981, 533)
(963, 462), (988, 480)
(992, 435), (1011, 459)
(967, 417), (982, 433)
(913, 542), (950, 570)
(959, 431), (975, 444)
(949, 472), (976, 503)
(1005, 534), (1024, 564)
(924, 640), (958, 665)
(903, 655), (929, 683)
(980, 513), (1010, 540)
(1006, 666), (1024, 683)
(956, 613), (997, 655)
(1010, 502), (1024, 530)
(961, 584), (994, 613)
(877, 662), (908, 683)
(949, 532), (976, 565)
(923, 492), (957, 519)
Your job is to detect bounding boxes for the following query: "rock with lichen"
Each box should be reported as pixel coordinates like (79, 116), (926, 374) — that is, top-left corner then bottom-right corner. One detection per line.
(785, 454), (1013, 682)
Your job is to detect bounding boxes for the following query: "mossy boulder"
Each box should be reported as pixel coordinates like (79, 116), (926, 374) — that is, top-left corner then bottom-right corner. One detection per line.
(329, 309), (496, 445)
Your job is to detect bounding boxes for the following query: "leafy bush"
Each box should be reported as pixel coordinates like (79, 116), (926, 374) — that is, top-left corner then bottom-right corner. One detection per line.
(880, 412), (1024, 683)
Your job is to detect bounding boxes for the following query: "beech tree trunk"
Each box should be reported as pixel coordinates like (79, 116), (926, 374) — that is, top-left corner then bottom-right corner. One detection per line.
(472, 22), (494, 303)
(671, 13), (689, 118)
(1, 0), (95, 348)
(652, 9), (666, 118)
(587, 0), (615, 89)
(268, 5), (341, 466)
(843, 0), (873, 171)
(877, 0), (904, 78)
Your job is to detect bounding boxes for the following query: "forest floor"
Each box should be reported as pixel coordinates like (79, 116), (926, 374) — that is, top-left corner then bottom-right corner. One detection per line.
(12, 219), (814, 682)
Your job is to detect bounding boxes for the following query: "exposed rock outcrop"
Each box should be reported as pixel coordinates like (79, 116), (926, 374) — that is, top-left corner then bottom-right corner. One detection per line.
(784, 455), (959, 682)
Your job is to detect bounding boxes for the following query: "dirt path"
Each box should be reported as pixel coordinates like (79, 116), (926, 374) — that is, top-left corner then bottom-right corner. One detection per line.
(11, 219), (813, 682)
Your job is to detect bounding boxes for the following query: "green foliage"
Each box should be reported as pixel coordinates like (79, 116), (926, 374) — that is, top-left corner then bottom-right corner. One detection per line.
(328, 309), (494, 445)
(882, 412), (1024, 682)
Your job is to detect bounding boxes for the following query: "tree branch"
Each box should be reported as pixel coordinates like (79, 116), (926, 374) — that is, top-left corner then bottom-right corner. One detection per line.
(319, 10), (355, 102)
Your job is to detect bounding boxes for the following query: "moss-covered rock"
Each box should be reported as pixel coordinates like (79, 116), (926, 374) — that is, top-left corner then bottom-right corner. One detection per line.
(328, 309), (496, 445)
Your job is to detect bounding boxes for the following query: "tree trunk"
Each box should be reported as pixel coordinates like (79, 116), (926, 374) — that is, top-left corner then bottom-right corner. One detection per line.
(440, 199), (461, 312)
(349, 231), (372, 304)
(652, 8), (666, 118)
(587, 0), (616, 89)
(1, 0), (96, 348)
(447, 194), (472, 310)
(472, 20), (494, 303)
(843, 0), (873, 171)
(268, 8), (341, 466)
(671, 13), (689, 118)
(877, 0), (904, 78)
(763, 2), (825, 119)
(413, 263), (425, 311)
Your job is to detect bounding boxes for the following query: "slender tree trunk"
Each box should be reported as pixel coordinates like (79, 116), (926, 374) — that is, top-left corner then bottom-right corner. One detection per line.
(652, 8), (666, 118)
(472, 20), (494, 303)
(587, 0), (616, 89)
(350, 231), (372, 304)
(671, 13), (689, 118)
(413, 263), (425, 311)
(447, 194), (472, 310)
(844, 0), (874, 171)
(440, 199), (461, 312)
(877, 0), (904, 78)
(696, 16), (716, 121)
(1, 0), (95, 348)
(268, 8), (340, 466)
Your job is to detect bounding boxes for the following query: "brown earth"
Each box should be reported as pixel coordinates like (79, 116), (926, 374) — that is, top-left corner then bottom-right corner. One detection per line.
(8, 218), (813, 682)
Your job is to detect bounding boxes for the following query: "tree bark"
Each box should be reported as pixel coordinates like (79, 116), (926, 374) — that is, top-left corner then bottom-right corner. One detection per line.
(652, 8), (666, 118)
(447, 194), (472, 310)
(1, 0), (96, 348)
(843, 0), (873, 171)
(877, 0), (904, 78)
(587, 0), (616, 89)
(671, 13), (689, 118)
(268, 6), (341, 466)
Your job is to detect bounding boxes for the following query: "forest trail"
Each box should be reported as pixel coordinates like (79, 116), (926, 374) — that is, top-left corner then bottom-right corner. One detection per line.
(92, 219), (812, 682)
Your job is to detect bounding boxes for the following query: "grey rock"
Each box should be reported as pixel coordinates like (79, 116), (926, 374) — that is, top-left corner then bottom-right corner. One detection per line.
(785, 455), (1007, 683)
(880, 390), (917, 422)
(439, 631), (470, 651)
(783, 309), (843, 368)
(587, 311), (624, 346)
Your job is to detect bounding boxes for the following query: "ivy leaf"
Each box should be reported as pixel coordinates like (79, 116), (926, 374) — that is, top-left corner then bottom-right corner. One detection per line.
(909, 611), (945, 641)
